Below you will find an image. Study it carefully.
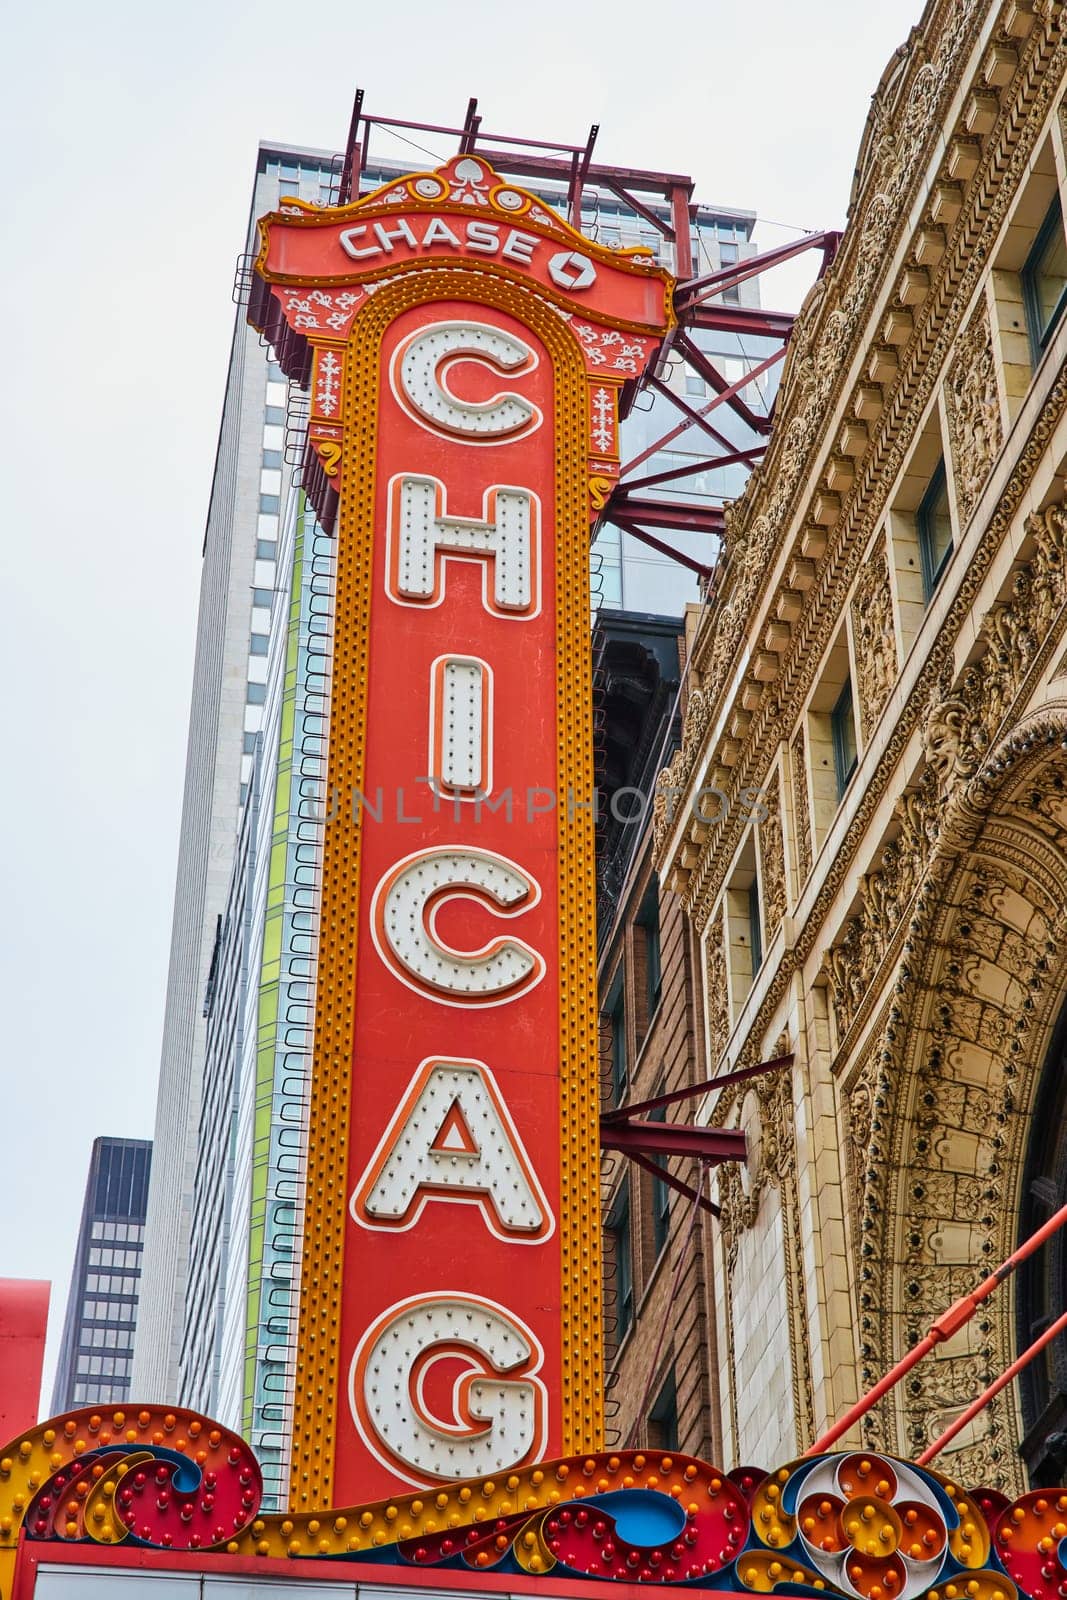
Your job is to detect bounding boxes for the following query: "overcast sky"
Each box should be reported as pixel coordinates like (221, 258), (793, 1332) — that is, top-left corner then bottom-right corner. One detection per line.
(0, 0), (924, 1409)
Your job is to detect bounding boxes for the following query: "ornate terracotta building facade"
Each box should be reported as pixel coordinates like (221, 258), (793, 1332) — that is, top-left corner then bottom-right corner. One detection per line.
(604, 0), (1067, 1492)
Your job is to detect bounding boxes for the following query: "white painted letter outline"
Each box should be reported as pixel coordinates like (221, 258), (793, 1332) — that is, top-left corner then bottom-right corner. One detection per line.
(351, 1057), (553, 1241)
(428, 655), (492, 798)
(392, 321), (542, 441)
(371, 847), (544, 1005)
(351, 1292), (547, 1485)
(387, 474), (539, 616)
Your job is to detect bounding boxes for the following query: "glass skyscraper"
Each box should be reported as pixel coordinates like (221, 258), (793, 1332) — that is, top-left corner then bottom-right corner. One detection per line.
(52, 1137), (151, 1412)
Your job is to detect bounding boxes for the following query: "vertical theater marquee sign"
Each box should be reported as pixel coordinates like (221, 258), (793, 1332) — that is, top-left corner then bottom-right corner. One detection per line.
(249, 156), (674, 1509)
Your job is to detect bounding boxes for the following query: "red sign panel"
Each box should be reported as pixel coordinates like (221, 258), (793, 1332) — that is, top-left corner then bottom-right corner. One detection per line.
(249, 155), (673, 1508)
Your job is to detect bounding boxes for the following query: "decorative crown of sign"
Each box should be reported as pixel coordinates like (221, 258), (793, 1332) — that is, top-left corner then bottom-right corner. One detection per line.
(278, 153), (658, 267)
(3, 1407), (1067, 1600)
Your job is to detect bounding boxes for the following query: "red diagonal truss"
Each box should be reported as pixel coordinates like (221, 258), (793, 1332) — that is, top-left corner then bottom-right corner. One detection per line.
(600, 1054), (794, 1215)
(332, 96), (842, 579)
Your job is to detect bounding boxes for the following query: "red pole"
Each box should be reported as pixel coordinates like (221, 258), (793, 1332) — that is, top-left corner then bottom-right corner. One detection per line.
(805, 1201), (1067, 1456)
(916, 1307), (1067, 1465)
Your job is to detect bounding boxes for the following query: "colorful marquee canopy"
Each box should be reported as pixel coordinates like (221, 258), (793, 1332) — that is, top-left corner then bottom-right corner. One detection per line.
(1, 1406), (1065, 1600)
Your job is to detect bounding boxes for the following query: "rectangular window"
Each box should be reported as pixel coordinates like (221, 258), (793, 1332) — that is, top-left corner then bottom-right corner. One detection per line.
(685, 374), (705, 397)
(831, 678), (859, 798)
(610, 1185), (634, 1343)
(264, 405), (285, 426)
(261, 448), (282, 470)
(1022, 197), (1067, 362)
(636, 884), (663, 1019)
(650, 1103), (671, 1257)
(256, 539), (277, 562)
(917, 458), (953, 599)
(243, 731), (258, 754)
(246, 682), (267, 706)
(607, 982), (627, 1108)
(252, 587), (274, 608)
(259, 494), (280, 515)
(648, 1372), (679, 1452)
(250, 633), (269, 656)
(748, 877), (763, 973)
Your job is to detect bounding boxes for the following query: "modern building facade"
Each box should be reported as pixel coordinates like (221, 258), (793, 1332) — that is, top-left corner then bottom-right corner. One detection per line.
(132, 146), (343, 1406)
(135, 127), (775, 1502)
(634, 0), (1067, 1493)
(51, 1138), (151, 1412)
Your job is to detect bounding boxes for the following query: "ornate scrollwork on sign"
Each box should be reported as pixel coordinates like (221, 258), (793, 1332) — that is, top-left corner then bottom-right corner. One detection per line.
(945, 298), (1004, 527)
(851, 536), (897, 740)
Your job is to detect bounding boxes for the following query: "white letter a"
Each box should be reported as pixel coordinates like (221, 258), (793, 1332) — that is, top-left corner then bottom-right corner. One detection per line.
(351, 1058), (553, 1242)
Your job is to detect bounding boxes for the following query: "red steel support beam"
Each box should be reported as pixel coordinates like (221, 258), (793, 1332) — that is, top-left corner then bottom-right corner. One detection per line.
(338, 88), (365, 205)
(601, 1120), (747, 1163)
(806, 1198), (1067, 1455)
(622, 344), (784, 475)
(608, 497), (725, 534)
(674, 332), (780, 435)
(644, 372), (744, 450)
(620, 443), (765, 495)
(606, 517), (716, 578)
(602, 1054), (794, 1125)
(685, 303), (796, 341)
(568, 124), (600, 227)
(603, 179), (682, 243)
(624, 1149), (721, 1218)
(674, 229), (841, 315)
(458, 97), (481, 154)
(671, 183), (694, 278)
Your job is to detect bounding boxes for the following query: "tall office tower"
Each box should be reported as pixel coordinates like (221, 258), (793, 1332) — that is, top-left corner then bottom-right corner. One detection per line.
(132, 146), (343, 1403)
(136, 134), (775, 1495)
(51, 1138), (151, 1412)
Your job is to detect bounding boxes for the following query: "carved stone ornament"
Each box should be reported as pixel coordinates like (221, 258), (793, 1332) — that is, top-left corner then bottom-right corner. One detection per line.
(705, 913), (729, 1067)
(711, 1043), (816, 1451)
(651, 0), (991, 860)
(760, 768), (787, 939)
(944, 297), (1004, 526)
(791, 724), (814, 888)
(851, 537), (897, 740)
(655, 5), (1067, 925)
(825, 500), (1067, 1042)
(854, 757), (1067, 1490)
